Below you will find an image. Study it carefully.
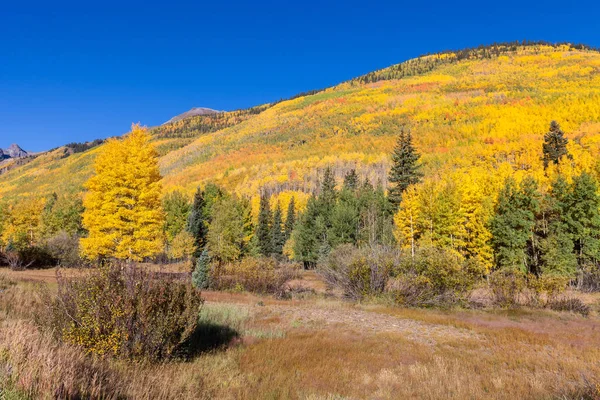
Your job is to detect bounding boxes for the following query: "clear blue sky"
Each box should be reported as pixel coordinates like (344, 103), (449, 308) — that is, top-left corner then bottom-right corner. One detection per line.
(1, 0), (599, 152)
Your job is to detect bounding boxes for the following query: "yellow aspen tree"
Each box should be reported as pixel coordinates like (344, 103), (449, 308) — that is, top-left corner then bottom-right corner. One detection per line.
(458, 179), (494, 273)
(81, 124), (164, 261)
(393, 185), (421, 259)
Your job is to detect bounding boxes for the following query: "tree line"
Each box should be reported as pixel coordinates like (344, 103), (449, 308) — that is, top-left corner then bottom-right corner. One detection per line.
(2, 121), (600, 290)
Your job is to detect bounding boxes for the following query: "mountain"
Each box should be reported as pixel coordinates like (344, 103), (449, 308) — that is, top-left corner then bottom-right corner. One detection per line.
(163, 107), (221, 124)
(0, 144), (28, 159)
(1, 42), (600, 206)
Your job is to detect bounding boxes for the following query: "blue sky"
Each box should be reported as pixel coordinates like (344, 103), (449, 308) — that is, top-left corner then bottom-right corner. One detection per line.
(1, 0), (599, 152)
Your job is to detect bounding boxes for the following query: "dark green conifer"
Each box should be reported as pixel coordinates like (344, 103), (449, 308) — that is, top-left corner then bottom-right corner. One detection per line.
(256, 194), (272, 256)
(271, 202), (285, 255)
(388, 130), (422, 209)
(284, 197), (296, 241)
(564, 172), (600, 268)
(542, 121), (571, 170)
(187, 187), (208, 258)
(343, 169), (359, 191)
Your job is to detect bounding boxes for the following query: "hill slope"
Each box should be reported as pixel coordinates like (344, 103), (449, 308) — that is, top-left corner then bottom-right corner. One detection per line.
(1, 43), (600, 204)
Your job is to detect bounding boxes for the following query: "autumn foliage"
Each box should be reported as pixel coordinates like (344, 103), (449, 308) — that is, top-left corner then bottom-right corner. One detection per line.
(81, 124), (164, 261)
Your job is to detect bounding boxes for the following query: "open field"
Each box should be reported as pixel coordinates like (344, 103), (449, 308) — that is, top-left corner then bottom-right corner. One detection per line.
(2, 267), (600, 399)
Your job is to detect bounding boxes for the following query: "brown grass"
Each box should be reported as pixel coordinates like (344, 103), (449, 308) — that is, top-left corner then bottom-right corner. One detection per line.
(1, 271), (600, 399)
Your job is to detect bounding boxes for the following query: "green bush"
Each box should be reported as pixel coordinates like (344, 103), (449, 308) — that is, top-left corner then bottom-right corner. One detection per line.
(41, 263), (203, 361)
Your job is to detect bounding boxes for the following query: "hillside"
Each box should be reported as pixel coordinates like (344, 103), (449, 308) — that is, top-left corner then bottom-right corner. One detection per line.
(1, 42), (600, 205)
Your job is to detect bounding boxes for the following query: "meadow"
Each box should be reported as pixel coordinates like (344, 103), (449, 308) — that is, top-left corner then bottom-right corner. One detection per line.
(2, 268), (600, 400)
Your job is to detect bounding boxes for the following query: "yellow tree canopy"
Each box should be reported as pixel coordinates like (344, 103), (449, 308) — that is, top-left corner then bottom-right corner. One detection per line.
(81, 124), (164, 261)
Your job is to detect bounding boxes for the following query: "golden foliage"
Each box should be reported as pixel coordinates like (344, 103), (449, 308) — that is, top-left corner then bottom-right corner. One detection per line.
(81, 124), (164, 261)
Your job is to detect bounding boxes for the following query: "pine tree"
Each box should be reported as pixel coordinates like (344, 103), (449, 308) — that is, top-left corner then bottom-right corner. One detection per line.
(490, 177), (539, 273)
(329, 187), (359, 247)
(284, 196), (296, 241)
(187, 187), (208, 258)
(343, 169), (359, 191)
(538, 176), (577, 276)
(81, 124), (164, 261)
(271, 202), (285, 255)
(388, 130), (422, 210)
(564, 172), (600, 268)
(320, 167), (337, 209)
(292, 196), (324, 269)
(256, 194), (272, 256)
(192, 248), (210, 289)
(542, 121), (571, 170)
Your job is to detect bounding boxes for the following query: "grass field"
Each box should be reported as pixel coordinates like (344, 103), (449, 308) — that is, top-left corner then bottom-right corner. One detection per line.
(1, 267), (600, 399)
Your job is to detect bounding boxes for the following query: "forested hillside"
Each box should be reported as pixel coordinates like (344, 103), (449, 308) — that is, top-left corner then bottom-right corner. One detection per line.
(1, 42), (600, 209)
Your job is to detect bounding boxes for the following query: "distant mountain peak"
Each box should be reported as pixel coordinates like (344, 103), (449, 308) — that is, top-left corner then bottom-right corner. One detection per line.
(164, 107), (222, 124)
(1, 144), (28, 159)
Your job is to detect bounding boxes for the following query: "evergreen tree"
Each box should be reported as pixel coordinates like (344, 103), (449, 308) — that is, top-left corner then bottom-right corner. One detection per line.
(192, 248), (210, 289)
(187, 187), (208, 258)
(542, 121), (571, 170)
(564, 172), (600, 268)
(343, 169), (359, 191)
(329, 187), (359, 247)
(320, 167), (337, 216)
(256, 194), (272, 256)
(538, 176), (577, 276)
(388, 130), (422, 210)
(271, 202), (285, 255)
(284, 197), (296, 241)
(292, 196), (324, 269)
(490, 177), (539, 273)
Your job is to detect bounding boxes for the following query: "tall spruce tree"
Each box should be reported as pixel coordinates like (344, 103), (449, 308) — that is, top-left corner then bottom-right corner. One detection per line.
(542, 121), (571, 170)
(284, 197), (296, 241)
(490, 177), (539, 273)
(343, 169), (359, 191)
(388, 130), (422, 210)
(187, 187), (208, 258)
(271, 202), (285, 255)
(538, 176), (577, 276)
(293, 196), (324, 269)
(564, 172), (600, 268)
(320, 167), (337, 213)
(256, 194), (272, 256)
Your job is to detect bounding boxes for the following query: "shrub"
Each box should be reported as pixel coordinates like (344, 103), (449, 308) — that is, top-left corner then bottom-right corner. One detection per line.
(41, 263), (203, 360)
(489, 269), (527, 307)
(547, 297), (591, 317)
(45, 231), (82, 268)
(2, 246), (56, 270)
(388, 247), (484, 307)
(578, 264), (600, 292)
(210, 257), (298, 296)
(489, 270), (569, 308)
(320, 244), (401, 300)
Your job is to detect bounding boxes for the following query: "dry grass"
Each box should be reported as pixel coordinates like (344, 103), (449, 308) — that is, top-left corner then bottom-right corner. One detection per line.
(1, 271), (600, 399)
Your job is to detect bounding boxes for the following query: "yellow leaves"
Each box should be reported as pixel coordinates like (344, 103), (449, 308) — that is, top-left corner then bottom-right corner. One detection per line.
(81, 124), (164, 261)
(0, 197), (45, 248)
